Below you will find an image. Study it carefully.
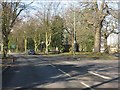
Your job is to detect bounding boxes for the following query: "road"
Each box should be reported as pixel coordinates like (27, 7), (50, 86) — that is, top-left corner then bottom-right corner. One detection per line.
(2, 55), (119, 89)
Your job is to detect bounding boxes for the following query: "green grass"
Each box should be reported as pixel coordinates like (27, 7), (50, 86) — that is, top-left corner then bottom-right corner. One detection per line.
(42, 52), (118, 60)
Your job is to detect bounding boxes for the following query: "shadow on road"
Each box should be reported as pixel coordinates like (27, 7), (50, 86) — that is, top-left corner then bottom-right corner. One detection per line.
(2, 61), (95, 89)
(2, 56), (118, 89)
(83, 77), (119, 90)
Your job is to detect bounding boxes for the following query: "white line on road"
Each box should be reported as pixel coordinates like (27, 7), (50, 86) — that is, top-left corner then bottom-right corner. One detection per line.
(80, 82), (95, 90)
(49, 64), (71, 77)
(80, 82), (91, 88)
(58, 69), (71, 77)
(49, 64), (56, 68)
(88, 71), (112, 80)
(49, 63), (94, 89)
(97, 67), (117, 71)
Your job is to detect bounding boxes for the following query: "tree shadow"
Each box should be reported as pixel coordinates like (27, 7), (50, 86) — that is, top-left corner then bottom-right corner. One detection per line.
(83, 77), (119, 90)
(2, 59), (95, 89)
(2, 56), (118, 89)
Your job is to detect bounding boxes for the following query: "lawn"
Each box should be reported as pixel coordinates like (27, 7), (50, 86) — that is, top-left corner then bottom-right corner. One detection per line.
(42, 52), (118, 60)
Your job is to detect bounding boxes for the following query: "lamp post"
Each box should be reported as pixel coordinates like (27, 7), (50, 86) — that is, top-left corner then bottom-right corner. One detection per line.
(41, 41), (44, 52)
(118, 33), (120, 53)
(72, 2), (76, 55)
(24, 31), (27, 53)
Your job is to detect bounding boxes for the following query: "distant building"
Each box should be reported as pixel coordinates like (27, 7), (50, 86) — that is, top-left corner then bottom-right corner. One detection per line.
(101, 33), (119, 53)
(108, 33), (119, 53)
(109, 45), (118, 53)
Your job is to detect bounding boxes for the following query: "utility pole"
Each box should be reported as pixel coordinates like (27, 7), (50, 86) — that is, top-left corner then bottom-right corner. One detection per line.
(72, 2), (76, 55)
(25, 38), (27, 53)
(24, 31), (27, 53)
(114, 32), (120, 53)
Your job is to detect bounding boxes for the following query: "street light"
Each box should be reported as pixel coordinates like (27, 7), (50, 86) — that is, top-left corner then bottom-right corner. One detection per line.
(40, 41), (44, 52)
(24, 31), (27, 53)
(73, 2), (76, 55)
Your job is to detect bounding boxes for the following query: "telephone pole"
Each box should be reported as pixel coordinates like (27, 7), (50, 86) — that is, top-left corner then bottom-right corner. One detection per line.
(73, 2), (76, 55)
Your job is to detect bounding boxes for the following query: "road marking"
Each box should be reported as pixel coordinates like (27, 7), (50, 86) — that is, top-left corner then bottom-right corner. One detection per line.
(49, 63), (94, 89)
(97, 67), (117, 71)
(102, 72), (119, 75)
(49, 64), (56, 68)
(58, 69), (71, 77)
(88, 71), (112, 80)
(49, 64), (71, 77)
(80, 82), (90, 88)
(80, 82), (90, 87)
(80, 82), (95, 90)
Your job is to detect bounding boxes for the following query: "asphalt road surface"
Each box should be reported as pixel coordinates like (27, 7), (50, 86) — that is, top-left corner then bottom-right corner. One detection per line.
(2, 55), (119, 89)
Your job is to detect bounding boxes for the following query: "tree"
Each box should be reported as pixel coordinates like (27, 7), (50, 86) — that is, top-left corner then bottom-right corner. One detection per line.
(24, 18), (42, 53)
(102, 15), (118, 53)
(76, 24), (94, 52)
(51, 15), (64, 50)
(83, 1), (119, 53)
(63, 3), (95, 53)
(1, 2), (32, 57)
(35, 2), (61, 54)
(63, 5), (78, 54)
(82, 0), (109, 52)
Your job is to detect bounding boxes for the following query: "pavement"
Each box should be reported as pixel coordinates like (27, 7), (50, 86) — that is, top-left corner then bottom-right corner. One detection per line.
(2, 55), (119, 89)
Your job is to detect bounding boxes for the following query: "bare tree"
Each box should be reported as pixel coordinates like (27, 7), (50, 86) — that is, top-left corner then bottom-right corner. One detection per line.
(35, 2), (61, 54)
(63, 2), (95, 53)
(1, 1), (32, 57)
(102, 15), (118, 53)
(82, 0), (110, 53)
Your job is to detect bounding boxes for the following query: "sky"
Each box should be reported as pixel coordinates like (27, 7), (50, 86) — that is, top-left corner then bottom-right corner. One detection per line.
(22, 0), (118, 17)
(2, 0), (119, 2)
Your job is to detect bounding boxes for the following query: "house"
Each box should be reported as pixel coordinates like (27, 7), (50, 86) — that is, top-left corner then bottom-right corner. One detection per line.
(101, 33), (119, 53)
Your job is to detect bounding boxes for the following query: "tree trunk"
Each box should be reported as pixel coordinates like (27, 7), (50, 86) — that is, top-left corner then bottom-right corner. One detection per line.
(1, 44), (3, 52)
(71, 31), (75, 55)
(16, 38), (18, 52)
(2, 35), (9, 58)
(34, 40), (37, 53)
(16, 44), (18, 52)
(24, 38), (27, 53)
(104, 37), (109, 53)
(45, 32), (49, 54)
(45, 45), (49, 54)
(94, 27), (101, 53)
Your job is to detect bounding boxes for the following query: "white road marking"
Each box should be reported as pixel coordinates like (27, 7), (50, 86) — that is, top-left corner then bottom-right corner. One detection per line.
(49, 64), (71, 77)
(14, 87), (21, 89)
(80, 82), (91, 88)
(88, 71), (112, 80)
(102, 72), (119, 75)
(80, 82), (95, 90)
(97, 67), (117, 71)
(49, 64), (56, 68)
(58, 69), (71, 77)
(49, 63), (94, 89)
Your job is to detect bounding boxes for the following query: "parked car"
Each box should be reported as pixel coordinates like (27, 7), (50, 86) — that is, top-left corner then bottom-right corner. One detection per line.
(28, 49), (35, 55)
